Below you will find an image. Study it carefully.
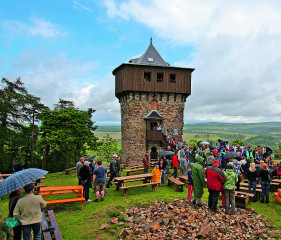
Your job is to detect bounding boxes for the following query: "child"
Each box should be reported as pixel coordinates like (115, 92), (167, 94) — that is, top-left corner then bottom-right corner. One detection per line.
(151, 164), (161, 187)
(224, 164), (238, 214)
(187, 163), (194, 201)
(159, 158), (166, 185)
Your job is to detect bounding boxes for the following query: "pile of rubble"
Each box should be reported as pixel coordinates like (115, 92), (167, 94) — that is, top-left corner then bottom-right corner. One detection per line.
(108, 199), (281, 239)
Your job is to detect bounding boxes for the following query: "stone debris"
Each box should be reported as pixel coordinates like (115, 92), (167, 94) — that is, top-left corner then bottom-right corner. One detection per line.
(116, 199), (278, 239)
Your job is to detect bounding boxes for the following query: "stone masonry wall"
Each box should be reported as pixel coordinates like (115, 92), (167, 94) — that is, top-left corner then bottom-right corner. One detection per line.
(120, 92), (186, 166)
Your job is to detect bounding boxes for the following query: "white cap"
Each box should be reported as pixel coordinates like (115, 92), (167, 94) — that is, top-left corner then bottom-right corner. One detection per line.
(113, 154), (118, 158)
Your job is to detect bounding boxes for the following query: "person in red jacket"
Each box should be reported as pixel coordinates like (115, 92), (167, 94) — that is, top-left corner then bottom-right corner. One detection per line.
(205, 160), (225, 213)
(171, 154), (178, 179)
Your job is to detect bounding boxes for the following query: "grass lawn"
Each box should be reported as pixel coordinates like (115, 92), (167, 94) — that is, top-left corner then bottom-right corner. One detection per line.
(1, 169), (281, 239)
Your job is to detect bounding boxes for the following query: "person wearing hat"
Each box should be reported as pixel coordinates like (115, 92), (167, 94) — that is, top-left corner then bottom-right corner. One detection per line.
(205, 160), (225, 213)
(13, 183), (47, 240)
(79, 161), (92, 202)
(106, 154), (118, 188)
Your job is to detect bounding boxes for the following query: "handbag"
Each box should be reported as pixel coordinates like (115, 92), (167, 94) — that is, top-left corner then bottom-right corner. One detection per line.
(5, 196), (20, 228)
(5, 217), (20, 228)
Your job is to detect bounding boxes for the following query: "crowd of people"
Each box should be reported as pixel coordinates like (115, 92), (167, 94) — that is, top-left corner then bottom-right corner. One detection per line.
(144, 140), (281, 214)
(6, 139), (279, 239)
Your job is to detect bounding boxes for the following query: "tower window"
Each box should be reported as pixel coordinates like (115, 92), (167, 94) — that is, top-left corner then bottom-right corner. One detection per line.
(157, 73), (163, 82)
(144, 72), (151, 82)
(170, 74), (176, 83)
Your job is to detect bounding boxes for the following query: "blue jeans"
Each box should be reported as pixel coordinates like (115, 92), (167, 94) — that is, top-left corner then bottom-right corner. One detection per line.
(161, 172), (166, 184)
(261, 181), (270, 199)
(22, 223), (41, 240)
(248, 180), (256, 199)
(81, 180), (89, 201)
(165, 160), (170, 173)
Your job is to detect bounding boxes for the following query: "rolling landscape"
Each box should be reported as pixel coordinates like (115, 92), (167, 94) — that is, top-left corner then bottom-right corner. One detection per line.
(95, 122), (281, 149)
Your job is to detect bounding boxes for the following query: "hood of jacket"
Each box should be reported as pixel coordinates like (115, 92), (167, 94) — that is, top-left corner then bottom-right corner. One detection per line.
(196, 156), (204, 165)
(225, 169), (235, 175)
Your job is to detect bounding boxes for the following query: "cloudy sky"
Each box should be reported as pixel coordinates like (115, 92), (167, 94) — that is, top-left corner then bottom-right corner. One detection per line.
(1, 0), (281, 125)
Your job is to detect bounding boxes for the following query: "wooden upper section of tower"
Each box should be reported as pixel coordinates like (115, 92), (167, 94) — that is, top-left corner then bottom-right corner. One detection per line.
(113, 38), (195, 99)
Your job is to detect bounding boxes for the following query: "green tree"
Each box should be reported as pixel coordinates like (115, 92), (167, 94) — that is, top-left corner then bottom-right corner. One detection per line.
(186, 139), (198, 148)
(97, 134), (119, 162)
(232, 139), (244, 146)
(0, 77), (44, 172)
(39, 100), (98, 172)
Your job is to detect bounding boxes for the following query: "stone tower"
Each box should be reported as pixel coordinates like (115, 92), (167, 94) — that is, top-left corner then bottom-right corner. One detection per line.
(113, 39), (194, 166)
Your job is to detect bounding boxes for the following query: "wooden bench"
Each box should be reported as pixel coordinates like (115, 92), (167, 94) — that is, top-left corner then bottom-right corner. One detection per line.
(112, 178), (145, 185)
(46, 198), (85, 205)
(235, 192), (250, 208)
(41, 210), (63, 240)
(178, 175), (188, 183)
(35, 184), (47, 192)
(125, 168), (144, 176)
(238, 187), (261, 199)
(65, 167), (76, 175)
(167, 177), (184, 192)
(120, 182), (159, 197)
(130, 165), (143, 169)
(235, 191), (254, 198)
(242, 181), (280, 192)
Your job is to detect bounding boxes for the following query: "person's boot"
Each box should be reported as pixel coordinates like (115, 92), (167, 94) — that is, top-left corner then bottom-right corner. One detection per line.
(260, 197), (264, 203)
(266, 197), (269, 203)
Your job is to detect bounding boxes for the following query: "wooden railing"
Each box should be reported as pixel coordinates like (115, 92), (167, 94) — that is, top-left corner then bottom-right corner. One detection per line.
(146, 130), (163, 141)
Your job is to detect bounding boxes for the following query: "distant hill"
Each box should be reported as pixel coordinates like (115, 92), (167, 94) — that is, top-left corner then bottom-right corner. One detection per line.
(183, 122), (281, 147)
(95, 122), (281, 147)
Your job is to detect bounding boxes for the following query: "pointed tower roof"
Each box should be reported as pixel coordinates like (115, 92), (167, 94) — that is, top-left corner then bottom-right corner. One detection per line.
(129, 38), (170, 67)
(144, 110), (165, 120)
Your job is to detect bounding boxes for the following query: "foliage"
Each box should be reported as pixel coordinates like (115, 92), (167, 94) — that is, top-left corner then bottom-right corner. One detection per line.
(232, 138), (244, 146)
(186, 138), (198, 148)
(0, 77), (44, 172)
(39, 100), (98, 172)
(96, 134), (119, 162)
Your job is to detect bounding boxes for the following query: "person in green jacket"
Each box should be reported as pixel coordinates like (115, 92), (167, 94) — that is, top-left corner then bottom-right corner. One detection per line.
(192, 156), (205, 206)
(224, 164), (238, 214)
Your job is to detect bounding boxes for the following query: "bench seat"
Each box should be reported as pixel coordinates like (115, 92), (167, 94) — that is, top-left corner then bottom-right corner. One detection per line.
(178, 176), (188, 183)
(167, 177), (184, 192)
(41, 210), (63, 240)
(46, 197), (85, 210)
(235, 191), (254, 198)
(120, 182), (159, 196)
(65, 167), (76, 175)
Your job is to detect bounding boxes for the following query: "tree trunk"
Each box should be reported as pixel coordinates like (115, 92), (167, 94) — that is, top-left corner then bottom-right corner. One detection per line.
(30, 110), (35, 167)
(65, 150), (69, 170)
(41, 144), (50, 170)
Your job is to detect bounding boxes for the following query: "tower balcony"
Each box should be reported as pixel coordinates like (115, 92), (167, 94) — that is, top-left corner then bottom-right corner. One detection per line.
(146, 130), (163, 141)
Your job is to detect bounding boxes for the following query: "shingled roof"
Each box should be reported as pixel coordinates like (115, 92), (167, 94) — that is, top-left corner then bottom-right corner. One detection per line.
(129, 38), (170, 67)
(144, 110), (165, 120)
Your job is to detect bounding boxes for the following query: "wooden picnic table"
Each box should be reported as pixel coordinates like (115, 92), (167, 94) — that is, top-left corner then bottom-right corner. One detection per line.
(130, 165), (143, 169)
(125, 168), (145, 176)
(114, 173), (155, 191)
(39, 185), (85, 210)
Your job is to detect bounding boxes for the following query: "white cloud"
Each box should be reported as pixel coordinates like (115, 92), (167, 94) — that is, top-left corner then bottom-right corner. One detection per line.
(2, 18), (65, 38)
(73, 0), (94, 13)
(3, 50), (120, 125)
(104, 0), (281, 123)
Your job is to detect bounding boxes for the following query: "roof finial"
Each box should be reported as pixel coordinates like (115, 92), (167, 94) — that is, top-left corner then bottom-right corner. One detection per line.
(150, 36), (152, 45)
